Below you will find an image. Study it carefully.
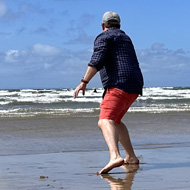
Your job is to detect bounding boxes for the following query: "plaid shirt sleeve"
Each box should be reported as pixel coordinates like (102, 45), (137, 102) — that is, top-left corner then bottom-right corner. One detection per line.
(88, 33), (109, 71)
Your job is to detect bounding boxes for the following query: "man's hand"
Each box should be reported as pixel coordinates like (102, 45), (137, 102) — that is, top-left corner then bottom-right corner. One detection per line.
(73, 66), (97, 99)
(73, 82), (87, 99)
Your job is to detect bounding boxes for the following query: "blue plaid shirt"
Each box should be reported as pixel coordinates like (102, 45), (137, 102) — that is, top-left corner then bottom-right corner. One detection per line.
(88, 28), (144, 95)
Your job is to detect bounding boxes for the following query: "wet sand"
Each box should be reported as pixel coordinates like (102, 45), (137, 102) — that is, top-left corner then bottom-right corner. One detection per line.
(0, 146), (190, 190)
(0, 112), (190, 189)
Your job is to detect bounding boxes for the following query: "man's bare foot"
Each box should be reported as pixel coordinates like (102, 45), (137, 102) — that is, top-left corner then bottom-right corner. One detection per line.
(120, 163), (139, 173)
(97, 158), (124, 175)
(124, 157), (139, 164)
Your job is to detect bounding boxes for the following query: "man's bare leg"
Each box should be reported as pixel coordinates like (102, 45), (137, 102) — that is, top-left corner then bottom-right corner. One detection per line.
(97, 119), (124, 174)
(116, 122), (139, 164)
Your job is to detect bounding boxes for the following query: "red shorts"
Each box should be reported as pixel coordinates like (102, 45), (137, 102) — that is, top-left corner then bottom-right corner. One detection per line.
(99, 88), (138, 124)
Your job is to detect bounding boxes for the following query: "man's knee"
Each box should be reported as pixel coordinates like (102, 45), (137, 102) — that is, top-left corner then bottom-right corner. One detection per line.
(98, 119), (103, 129)
(98, 119), (115, 129)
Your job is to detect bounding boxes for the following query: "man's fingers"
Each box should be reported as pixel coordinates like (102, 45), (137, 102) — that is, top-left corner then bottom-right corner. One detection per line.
(73, 89), (79, 99)
(73, 83), (86, 98)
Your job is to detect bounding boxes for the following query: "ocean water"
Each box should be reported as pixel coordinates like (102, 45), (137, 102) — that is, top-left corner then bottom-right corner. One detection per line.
(0, 87), (190, 118)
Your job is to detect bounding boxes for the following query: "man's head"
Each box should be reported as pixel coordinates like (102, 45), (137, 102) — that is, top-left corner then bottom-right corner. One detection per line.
(102, 11), (121, 29)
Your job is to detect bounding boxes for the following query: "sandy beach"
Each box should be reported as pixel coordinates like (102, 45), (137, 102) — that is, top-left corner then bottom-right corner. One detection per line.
(0, 112), (190, 189)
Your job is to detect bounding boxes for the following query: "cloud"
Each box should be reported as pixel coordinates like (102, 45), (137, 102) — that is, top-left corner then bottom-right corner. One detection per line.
(137, 43), (190, 86)
(0, 0), (7, 17)
(32, 44), (61, 56)
(16, 27), (26, 35)
(77, 13), (95, 29)
(1, 43), (91, 76)
(0, 42), (189, 89)
(137, 43), (190, 71)
(32, 27), (49, 34)
(64, 13), (95, 45)
(64, 31), (94, 45)
(0, 31), (11, 36)
(18, 2), (46, 15)
(5, 50), (20, 63)
(0, 43), (94, 88)
(0, 1), (46, 22)
(4, 49), (27, 63)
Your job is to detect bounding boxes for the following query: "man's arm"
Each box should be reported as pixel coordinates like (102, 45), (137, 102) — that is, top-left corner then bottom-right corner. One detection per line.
(73, 66), (97, 99)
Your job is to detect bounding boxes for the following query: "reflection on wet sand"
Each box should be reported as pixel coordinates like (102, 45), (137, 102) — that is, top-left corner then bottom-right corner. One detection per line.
(100, 164), (140, 190)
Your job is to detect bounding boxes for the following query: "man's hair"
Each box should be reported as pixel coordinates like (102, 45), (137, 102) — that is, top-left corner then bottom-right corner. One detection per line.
(104, 21), (120, 29)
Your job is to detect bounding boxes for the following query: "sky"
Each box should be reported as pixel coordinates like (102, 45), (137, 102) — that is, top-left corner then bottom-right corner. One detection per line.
(0, 0), (190, 89)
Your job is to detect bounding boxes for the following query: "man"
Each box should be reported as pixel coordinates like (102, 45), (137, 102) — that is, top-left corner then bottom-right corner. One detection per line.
(73, 11), (144, 174)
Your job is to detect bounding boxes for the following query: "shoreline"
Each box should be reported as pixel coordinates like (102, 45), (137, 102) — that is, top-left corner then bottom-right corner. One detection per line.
(0, 110), (189, 119)
(0, 112), (190, 156)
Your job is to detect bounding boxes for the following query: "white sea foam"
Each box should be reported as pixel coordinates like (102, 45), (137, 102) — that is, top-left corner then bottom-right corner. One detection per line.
(0, 87), (189, 117)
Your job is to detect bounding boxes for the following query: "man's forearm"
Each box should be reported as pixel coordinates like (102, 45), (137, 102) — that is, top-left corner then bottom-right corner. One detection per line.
(73, 66), (98, 98)
(82, 66), (98, 83)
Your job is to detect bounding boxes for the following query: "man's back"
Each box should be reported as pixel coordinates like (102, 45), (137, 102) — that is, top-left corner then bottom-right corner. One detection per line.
(89, 28), (144, 95)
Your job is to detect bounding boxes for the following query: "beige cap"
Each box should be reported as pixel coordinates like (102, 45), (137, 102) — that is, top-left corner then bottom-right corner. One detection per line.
(102, 11), (121, 25)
